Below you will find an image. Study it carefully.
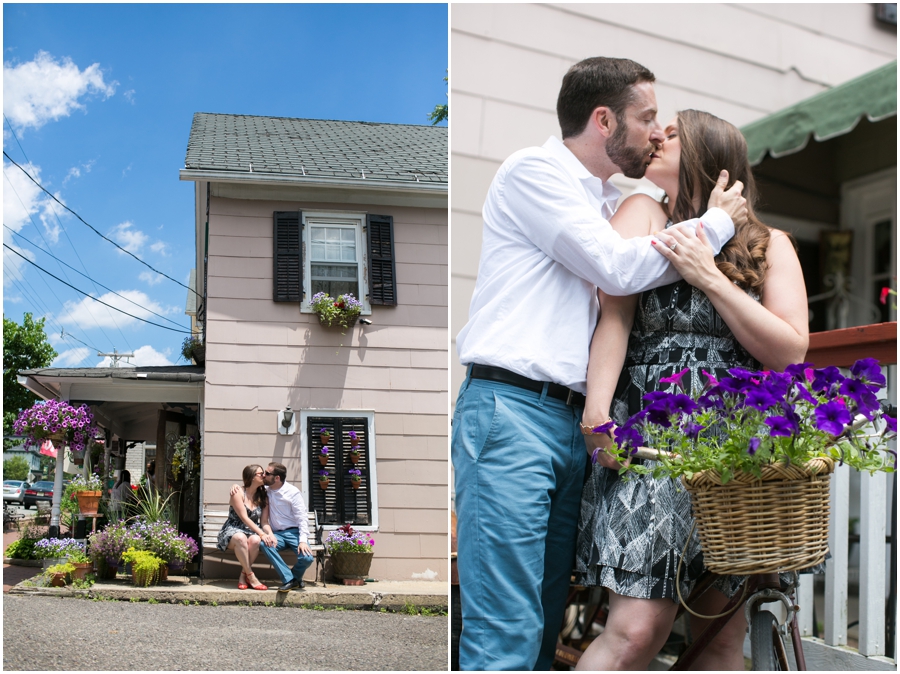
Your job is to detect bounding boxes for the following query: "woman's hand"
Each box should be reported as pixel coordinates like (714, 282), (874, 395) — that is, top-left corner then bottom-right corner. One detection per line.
(652, 222), (723, 292)
(585, 428), (631, 470)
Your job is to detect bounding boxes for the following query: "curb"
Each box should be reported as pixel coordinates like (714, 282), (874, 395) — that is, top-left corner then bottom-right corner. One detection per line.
(3, 558), (42, 567)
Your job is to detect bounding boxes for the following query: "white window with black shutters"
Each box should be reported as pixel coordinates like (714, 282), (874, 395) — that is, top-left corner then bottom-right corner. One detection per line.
(300, 409), (378, 530)
(272, 210), (397, 309)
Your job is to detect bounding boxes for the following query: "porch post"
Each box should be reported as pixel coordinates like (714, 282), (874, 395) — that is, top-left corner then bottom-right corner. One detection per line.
(48, 383), (71, 537)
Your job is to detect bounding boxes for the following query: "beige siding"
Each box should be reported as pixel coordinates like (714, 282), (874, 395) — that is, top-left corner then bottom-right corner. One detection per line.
(450, 2), (898, 405)
(203, 195), (448, 582)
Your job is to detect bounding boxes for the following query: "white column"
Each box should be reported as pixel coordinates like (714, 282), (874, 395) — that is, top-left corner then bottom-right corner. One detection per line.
(825, 463), (849, 646)
(859, 470), (886, 656)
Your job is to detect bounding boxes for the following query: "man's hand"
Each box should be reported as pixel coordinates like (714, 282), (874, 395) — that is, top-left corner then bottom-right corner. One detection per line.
(228, 483), (241, 497)
(298, 542), (312, 557)
(707, 170), (747, 227)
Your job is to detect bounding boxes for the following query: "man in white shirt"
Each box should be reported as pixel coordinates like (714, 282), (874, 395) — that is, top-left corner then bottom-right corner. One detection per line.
(453, 57), (748, 670)
(256, 462), (314, 592)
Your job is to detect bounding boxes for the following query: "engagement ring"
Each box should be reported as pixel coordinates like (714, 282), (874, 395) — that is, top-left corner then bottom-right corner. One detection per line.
(669, 242), (678, 251)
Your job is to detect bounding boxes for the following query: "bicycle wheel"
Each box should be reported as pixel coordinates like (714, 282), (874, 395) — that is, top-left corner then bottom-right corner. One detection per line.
(750, 609), (790, 671)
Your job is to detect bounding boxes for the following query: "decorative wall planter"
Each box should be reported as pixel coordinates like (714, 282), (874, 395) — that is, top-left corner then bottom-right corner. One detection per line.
(318, 479), (329, 490)
(319, 454), (329, 466)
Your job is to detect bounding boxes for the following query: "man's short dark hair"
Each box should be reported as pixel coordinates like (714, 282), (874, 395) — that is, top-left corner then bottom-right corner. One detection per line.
(556, 57), (656, 139)
(268, 462), (287, 483)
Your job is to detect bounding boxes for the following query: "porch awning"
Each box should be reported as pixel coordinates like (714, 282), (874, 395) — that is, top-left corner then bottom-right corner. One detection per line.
(742, 61), (897, 165)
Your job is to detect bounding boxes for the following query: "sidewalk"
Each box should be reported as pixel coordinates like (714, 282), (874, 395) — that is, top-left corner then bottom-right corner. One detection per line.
(4, 529), (447, 609)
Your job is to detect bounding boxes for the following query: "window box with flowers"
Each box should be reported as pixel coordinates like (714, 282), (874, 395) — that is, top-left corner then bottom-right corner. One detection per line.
(310, 292), (362, 331)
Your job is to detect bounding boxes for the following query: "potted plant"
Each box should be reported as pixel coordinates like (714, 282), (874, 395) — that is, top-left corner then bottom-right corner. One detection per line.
(66, 473), (104, 516)
(122, 548), (166, 587)
(66, 548), (94, 581)
(13, 400), (95, 452)
(34, 538), (85, 569)
(310, 292), (362, 331)
(318, 470), (330, 490)
(45, 562), (76, 587)
(597, 358), (896, 574)
(348, 468), (362, 490)
(318, 446), (330, 466)
(325, 523), (375, 585)
(348, 431), (361, 464)
(319, 427), (331, 445)
(128, 518), (197, 574)
(171, 435), (198, 482)
(88, 521), (141, 578)
(181, 335), (205, 365)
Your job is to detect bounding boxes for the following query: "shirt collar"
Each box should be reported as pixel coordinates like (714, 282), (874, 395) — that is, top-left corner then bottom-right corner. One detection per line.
(543, 136), (622, 206)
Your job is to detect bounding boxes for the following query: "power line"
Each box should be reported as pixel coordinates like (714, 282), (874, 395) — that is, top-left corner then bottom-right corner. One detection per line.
(4, 244), (192, 334)
(5, 224), (188, 330)
(3, 151), (201, 299)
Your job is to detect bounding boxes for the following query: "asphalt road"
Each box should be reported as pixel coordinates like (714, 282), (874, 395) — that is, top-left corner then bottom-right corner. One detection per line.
(4, 595), (448, 671)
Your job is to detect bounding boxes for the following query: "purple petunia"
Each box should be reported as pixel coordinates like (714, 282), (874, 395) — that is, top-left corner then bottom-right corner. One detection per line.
(885, 415), (897, 433)
(850, 358), (886, 390)
(747, 437), (761, 455)
(659, 367), (690, 391)
(745, 388), (777, 411)
(765, 416), (796, 437)
(811, 366), (843, 394)
(814, 400), (852, 436)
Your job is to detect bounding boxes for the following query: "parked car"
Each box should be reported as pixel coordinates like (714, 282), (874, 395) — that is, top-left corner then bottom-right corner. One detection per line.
(3, 480), (30, 506)
(23, 481), (55, 509)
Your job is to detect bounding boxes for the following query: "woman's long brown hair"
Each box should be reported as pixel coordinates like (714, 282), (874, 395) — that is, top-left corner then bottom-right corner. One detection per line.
(242, 464), (267, 510)
(668, 109), (770, 296)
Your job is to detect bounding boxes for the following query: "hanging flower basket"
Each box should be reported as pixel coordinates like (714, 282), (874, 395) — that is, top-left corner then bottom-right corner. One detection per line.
(684, 457), (833, 575)
(310, 292), (362, 330)
(13, 400), (95, 454)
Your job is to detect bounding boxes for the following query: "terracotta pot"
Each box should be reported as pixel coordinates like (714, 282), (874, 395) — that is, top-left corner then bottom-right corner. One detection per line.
(331, 551), (373, 581)
(76, 491), (102, 516)
(70, 562), (93, 581)
(319, 434), (331, 445)
(319, 455), (329, 466)
(349, 453), (360, 465)
(49, 572), (67, 587)
(319, 479), (329, 490)
(351, 479), (361, 490)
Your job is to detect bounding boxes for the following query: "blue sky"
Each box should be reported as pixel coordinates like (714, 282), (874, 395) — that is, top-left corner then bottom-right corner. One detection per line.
(3, 3), (448, 368)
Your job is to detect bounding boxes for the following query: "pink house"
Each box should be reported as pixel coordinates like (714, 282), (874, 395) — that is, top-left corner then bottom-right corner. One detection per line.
(179, 113), (448, 581)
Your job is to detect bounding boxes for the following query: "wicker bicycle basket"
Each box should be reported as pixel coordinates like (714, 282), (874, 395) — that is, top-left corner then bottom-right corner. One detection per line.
(682, 456), (834, 575)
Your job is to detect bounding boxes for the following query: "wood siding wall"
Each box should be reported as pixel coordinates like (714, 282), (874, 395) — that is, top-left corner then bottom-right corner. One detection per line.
(203, 196), (448, 582)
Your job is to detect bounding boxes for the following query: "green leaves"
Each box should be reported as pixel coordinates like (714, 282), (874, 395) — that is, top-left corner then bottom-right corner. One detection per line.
(3, 313), (57, 426)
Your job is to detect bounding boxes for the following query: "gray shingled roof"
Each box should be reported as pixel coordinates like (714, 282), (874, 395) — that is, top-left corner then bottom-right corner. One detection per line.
(184, 113), (447, 185)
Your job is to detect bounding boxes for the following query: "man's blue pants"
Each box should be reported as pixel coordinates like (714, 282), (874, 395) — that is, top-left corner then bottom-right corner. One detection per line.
(452, 373), (586, 671)
(262, 527), (314, 584)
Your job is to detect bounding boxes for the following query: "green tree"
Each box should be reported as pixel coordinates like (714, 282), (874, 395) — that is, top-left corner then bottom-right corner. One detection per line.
(428, 72), (448, 126)
(3, 455), (29, 481)
(3, 313), (57, 436)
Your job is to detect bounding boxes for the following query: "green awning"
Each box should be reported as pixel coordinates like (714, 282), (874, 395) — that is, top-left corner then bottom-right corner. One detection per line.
(742, 61), (897, 165)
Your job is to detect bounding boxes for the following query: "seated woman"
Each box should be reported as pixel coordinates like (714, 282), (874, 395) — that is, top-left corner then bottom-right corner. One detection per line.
(217, 464), (270, 590)
(575, 109), (808, 670)
(109, 469), (136, 521)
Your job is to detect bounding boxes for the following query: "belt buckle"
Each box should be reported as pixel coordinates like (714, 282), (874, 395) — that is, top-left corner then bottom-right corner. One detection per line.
(566, 389), (574, 406)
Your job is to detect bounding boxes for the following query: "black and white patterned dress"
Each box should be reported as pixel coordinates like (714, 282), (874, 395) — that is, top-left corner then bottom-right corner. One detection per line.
(217, 502), (263, 551)
(575, 278), (759, 600)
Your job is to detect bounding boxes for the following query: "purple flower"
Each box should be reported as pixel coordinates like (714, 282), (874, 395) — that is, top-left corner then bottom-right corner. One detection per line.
(318, 470), (329, 477)
(645, 405), (672, 428)
(784, 362), (813, 382)
(765, 416), (796, 437)
(811, 366), (843, 393)
(850, 358), (886, 390)
(348, 431), (358, 440)
(745, 389), (776, 411)
(747, 437), (761, 455)
(592, 420), (616, 435)
(840, 378), (881, 419)
(814, 401), (852, 436)
(659, 367), (690, 391)
(885, 415), (897, 433)
(683, 422), (704, 439)
(670, 394), (698, 415)
(642, 391), (671, 405)
(701, 370), (718, 388)
(320, 446), (329, 455)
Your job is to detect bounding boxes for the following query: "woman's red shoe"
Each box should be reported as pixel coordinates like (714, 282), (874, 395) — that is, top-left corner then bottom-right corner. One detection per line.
(237, 572), (249, 590)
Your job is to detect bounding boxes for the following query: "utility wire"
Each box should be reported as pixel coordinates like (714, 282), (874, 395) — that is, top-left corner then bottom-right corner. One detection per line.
(5, 224), (188, 330)
(3, 151), (201, 299)
(4, 244), (192, 333)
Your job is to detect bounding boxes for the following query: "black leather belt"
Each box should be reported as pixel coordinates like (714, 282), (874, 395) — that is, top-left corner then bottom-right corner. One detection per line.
(470, 364), (585, 407)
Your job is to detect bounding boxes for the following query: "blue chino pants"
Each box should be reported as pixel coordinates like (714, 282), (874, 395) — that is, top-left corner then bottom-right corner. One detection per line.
(262, 527), (314, 584)
(452, 370), (586, 671)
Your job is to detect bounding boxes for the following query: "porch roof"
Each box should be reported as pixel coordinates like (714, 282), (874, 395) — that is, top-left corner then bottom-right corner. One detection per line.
(741, 61), (897, 165)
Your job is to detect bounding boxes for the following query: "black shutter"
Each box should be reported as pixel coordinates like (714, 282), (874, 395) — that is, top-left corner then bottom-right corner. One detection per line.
(308, 417), (371, 526)
(273, 211), (302, 302)
(366, 214), (397, 306)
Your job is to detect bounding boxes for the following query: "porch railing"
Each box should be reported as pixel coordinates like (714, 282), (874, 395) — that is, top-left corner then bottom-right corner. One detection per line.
(789, 322), (897, 670)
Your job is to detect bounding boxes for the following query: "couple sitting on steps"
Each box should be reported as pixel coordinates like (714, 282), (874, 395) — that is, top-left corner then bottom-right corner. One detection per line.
(216, 461), (314, 592)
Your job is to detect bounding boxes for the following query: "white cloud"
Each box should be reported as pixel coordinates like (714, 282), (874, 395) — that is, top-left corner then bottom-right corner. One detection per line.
(62, 159), (95, 185)
(56, 289), (177, 329)
(123, 89), (136, 104)
(109, 221), (148, 255)
(149, 241), (169, 256)
(3, 50), (117, 133)
(52, 347), (92, 367)
(139, 271), (164, 286)
(96, 344), (172, 367)
(3, 160), (67, 243)
(122, 163), (132, 178)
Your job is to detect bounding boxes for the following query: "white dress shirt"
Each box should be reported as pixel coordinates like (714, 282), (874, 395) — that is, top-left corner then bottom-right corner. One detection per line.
(457, 136), (734, 394)
(266, 480), (309, 544)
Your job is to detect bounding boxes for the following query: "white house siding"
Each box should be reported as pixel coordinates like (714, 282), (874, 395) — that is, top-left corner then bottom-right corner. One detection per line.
(203, 195), (448, 582)
(450, 2), (898, 408)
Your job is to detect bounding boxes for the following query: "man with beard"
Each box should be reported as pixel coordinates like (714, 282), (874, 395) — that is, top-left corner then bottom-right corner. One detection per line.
(452, 57), (748, 671)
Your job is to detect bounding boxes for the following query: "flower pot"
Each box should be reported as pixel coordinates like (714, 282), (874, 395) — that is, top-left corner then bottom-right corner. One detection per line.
(42, 558), (66, 570)
(95, 558), (119, 580)
(319, 455), (329, 466)
(319, 479), (329, 490)
(319, 434), (331, 445)
(331, 551), (373, 583)
(351, 479), (361, 490)
(76, 491), (102, 516)
(132, 566), (162, 587)
(169, 559), (185, 573)
(49, 572), (68, 587)
(349, 453), (360, 465)
(70, 562), (93, 581)
(191, 345), (206, 366)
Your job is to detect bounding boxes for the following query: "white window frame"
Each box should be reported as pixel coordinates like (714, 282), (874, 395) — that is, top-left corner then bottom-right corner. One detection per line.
(300, 211), (372, 315)
(298, 408), (378, 532)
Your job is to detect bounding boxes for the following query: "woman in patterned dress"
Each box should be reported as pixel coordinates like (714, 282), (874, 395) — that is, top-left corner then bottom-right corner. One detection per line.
(217, 464), (270, 590)
(574, 110), (809, 670)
